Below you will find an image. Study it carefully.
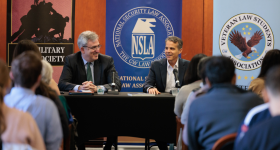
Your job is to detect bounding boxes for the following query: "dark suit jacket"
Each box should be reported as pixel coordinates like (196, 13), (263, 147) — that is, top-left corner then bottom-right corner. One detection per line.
(143, 58), (189, 92)
(58, 51), (121, 91)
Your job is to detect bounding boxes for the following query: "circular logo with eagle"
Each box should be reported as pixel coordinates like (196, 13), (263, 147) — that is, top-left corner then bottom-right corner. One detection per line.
(219, 13), (274, 70)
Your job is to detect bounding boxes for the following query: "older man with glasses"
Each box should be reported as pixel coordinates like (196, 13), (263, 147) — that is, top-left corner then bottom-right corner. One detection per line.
(58, 30), (121, 92)
(58, 31), (121, 150)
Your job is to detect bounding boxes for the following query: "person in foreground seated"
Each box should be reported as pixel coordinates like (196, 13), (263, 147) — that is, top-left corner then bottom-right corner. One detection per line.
(143, 36), (190, 95)
(234, 103), (271, 148)
(4, 51), (62, 150)
(174, 54), (206, 150)
(41, 59), (73, 122)
(174, 53), (206, 118)
(237, 66), (280, 150)
(12, 39), (69, 147)
(41, 59), (61, 95)
(187, 56), (263, 150)
(234, 76), (272, 147)
(0, 59), (45, 150)
(181, 56), (211, 126)
(248, 49), (280, 98)
(58, 30), (121, 92)
(12, 39), (59, 89)
(181, 57), (211, 146)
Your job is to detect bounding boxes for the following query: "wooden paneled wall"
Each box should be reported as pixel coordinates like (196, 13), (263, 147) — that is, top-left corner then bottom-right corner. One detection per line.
(181, 0), (213, 60)
(0, 0), (213, 81)
(0, 0), (7, 61)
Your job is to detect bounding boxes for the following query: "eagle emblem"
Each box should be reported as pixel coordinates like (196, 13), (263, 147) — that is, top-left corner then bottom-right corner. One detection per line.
(229, 30), (263, 59)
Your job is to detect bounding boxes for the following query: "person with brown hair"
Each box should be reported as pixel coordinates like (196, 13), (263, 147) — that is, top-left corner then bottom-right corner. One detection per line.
(5, 51), (62, 150)
(12, 39), (41, 59)
(0, 58), (45, 150)
(249, 49), (280, 98)
(174, 53), (207, 118)
(12, 39), (69, 146)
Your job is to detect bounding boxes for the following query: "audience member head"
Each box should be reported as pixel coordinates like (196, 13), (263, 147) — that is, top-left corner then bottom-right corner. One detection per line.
(13, 40), (41, 59)
(197, 56), (211, 85)
(11, 51), (42, 90)
(258, 49), (280, 78)
(264, 66), (280, 116)
(0, 59), (11, 134)
(41, 60), (53, 85)
(205, 56), (235, 86)
(183, 54), (207, 84)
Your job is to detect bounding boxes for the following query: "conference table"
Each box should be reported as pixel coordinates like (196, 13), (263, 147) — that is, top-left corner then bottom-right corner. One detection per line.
(63, 92), (177, 150)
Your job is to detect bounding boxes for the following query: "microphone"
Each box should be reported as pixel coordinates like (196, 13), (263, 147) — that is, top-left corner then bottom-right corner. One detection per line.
(112, 71), (115, 84)
(173, 69), (180, 88)
(108, 70), (118, 95)
(111, 71), (116, 88)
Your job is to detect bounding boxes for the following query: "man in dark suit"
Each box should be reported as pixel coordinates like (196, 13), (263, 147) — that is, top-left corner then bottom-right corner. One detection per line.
(143, 36), (189, 94)
(58, 31), (121, 92)
(58, 31), (121, 150)
(142, 36), (189, 150)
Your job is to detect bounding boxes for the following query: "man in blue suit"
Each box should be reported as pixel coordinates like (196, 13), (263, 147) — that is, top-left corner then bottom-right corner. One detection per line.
(143, 36), (189, 95)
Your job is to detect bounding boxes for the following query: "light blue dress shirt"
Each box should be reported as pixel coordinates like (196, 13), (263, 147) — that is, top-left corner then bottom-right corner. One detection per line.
(4, 87), (63, 150)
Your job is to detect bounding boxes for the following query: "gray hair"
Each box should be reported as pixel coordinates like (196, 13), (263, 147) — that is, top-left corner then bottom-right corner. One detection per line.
(77, 31), (99, 49)
(41, 60), (53, 84)
(165, 36), (183, 49)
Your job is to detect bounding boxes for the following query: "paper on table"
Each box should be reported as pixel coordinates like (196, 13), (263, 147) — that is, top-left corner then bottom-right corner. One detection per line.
(127, 93), (155, 96)
(81, 90), (92, 92)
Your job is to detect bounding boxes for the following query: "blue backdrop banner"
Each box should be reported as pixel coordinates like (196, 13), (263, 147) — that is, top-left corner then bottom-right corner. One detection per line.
(106, 0), (182, 92)
(213, 0), (280, 90)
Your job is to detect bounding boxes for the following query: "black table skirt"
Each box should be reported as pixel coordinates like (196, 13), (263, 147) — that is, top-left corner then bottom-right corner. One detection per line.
(64, 92), (176, 143)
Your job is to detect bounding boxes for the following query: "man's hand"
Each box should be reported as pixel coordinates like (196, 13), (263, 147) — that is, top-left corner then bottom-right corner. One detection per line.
(148, 87), (161, 95)
(78, 81), (97, 92)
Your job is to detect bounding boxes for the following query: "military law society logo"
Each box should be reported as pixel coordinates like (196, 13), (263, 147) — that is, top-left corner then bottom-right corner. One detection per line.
(219, 13), (274, 70)
(113, 7), (174, 68)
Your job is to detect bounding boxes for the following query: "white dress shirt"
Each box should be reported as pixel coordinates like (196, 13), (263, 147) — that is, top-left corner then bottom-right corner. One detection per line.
(165, 59), (179, 92)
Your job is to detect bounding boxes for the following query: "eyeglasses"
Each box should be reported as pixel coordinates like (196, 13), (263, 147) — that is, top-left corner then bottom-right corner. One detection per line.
(83, 44), (102, 50)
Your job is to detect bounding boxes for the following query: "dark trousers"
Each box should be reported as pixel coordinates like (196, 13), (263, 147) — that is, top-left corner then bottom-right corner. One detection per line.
(104, 136), (118, 150)
(155, 140), (168, 150)
(78, 136), (117, 150)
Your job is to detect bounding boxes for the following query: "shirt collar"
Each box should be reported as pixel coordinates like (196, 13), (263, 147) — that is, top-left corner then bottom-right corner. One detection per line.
(10, 87), (35, 95)
(167, 58), (179, 69)
(81, 53), (93, 65)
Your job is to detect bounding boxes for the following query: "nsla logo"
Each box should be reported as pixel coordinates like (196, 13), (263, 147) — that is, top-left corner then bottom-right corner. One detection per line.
(219, 13), (274, 70)
(113, 7), (174, 68)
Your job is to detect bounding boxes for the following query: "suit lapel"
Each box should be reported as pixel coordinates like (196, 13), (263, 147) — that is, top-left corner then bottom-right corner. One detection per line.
(77, 53), (87, 82)
(94, 56), (102, 85)
(160, 58), (167, 89)
(178, 58), (185, 85)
